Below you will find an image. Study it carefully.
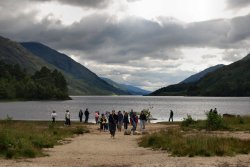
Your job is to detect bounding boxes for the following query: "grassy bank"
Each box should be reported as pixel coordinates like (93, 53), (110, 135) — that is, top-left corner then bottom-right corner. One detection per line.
(180, 115), (250, 131)
(142, 115), (250, 157)
(139, 128), (250, 157)
(0, 120), (89, 159)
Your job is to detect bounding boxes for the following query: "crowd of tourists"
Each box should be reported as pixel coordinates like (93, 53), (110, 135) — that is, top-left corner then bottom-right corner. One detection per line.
(51, 108), (148, 138)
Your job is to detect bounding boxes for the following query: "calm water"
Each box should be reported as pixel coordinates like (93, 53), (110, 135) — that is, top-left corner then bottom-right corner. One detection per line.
(0, 96), (249, 122)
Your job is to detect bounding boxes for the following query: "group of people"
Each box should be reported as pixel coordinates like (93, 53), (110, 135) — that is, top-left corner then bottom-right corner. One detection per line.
(50, 108), (148, 138)
(51, 108), (175, 138)
(50, 108), (90, 126)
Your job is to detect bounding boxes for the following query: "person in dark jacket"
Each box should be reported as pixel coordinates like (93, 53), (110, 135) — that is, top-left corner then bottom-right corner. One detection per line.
(169, 110), (174, 122)
(117, 111), (123, 132)
(139, 110), (147, 130)
(131, 112), (137, 134)
(84, 108), (89, 123)
(123, 111), (129, 130)
(109, 110), (118, 138)
(79, 109), (83, 122)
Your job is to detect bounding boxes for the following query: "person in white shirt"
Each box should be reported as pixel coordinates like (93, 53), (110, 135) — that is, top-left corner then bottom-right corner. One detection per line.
(65, 110), (71, 126)
(51, 110), (57, 123)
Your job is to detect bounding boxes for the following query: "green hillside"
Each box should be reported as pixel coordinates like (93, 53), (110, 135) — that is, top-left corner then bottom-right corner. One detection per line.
(0, 36), (49, 73)
(150, 54), (250, 96)
(21, 42), (128, 95)
(0, 36), (127, 95)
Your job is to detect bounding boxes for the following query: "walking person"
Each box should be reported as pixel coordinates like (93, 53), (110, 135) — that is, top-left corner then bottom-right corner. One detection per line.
(109, 110), (118, 138)
(139, 110), (147, 130)
(117, 111), (123, 132)
(65, 110), (71, 126)
(123, 112), (129, 130)
(131, 111), (137, 134)
(79, 109), (83, 122)
(84, 108), (89, 123)
(169, 110), (174, 122)
(51, 110), (57, 123)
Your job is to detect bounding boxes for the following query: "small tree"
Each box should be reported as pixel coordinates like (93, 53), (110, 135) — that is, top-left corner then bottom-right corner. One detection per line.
(206, 111), (223, 130)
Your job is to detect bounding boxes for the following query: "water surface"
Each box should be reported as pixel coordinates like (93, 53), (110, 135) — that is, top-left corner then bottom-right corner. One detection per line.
(0, 96), (249, 122)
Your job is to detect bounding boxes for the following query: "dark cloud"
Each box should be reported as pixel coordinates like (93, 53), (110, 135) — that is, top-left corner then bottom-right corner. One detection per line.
(30, 0), (111, 8)
(1, 0), (250, 89)
(227, 0), (250, 9)
(2, 12), (250, 64)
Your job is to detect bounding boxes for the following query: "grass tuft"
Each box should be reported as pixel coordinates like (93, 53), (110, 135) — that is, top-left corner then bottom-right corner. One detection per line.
(0, 121), (89, 159)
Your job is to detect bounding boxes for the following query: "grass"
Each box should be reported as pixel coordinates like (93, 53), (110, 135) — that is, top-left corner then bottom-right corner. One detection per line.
(180, 115), (250, 131)
(143, 115), (250, 157)
(0, 120), (89, 159)
(139, 128), (250, 157)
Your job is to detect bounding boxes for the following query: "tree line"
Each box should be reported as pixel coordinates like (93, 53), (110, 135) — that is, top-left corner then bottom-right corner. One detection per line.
(0, 61), (70, 100)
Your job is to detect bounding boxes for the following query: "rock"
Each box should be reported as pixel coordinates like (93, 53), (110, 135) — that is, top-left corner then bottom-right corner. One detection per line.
(124, 129), (131, 135)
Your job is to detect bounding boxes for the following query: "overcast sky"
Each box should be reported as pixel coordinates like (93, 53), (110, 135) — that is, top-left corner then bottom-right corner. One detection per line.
(0, 0), (250, 91)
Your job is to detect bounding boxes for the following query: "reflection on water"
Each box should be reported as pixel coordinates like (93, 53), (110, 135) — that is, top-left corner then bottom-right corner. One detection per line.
(0, 96), (249, 122)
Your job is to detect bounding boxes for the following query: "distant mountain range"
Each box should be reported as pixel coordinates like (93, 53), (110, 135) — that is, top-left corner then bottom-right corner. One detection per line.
(0, 36), (131, 95)
(150, 54), (250, 96)
(101, 78), (151, 95)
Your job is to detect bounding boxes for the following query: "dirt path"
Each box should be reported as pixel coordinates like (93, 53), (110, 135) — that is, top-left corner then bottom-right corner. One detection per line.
(0, 124), (250, 167)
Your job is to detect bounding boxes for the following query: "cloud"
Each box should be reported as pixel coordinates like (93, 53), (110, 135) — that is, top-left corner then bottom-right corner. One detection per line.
(227, 0), (250, 9)
(1, 0), (250, 90)
(30, 0), (111, 9)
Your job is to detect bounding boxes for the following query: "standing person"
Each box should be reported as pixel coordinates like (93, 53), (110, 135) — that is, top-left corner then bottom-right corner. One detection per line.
(65, 110), (71, 126)
(109, 110), (118, 138)
(117, 111), (123, 132)
(84, 108), (89, 123)
(105, 111), (110, 131)
(79, 109), (83, 122)
(213, 108), (218, 114)
(131, 112), (137, 134)
(51, 110), (57, 123)
(95, 111), (100, 124)
(123, 112), (129, 130)
(139, 110), (147, 130)
(100, 113), (107, 132)
(169, 110), (174, 122)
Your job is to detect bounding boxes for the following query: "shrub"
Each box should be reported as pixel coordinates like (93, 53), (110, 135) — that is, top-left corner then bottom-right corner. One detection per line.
(181, 114), (196, 127)
(206, 111), (224, 130)
(73, 126), (89, 134)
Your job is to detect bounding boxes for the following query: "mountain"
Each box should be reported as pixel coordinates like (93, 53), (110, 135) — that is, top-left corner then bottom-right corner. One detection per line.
(0, 36), (50, 73)
(101, 78), (151, 95)
(0, 36), (127, 95)
(150, 55), (250, 96)
(20, 42), (129, 95)
(180, 64), (224, 84)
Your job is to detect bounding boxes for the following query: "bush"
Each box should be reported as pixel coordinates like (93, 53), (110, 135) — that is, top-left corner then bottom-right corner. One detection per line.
(206, 111), (224, 130)
(181, 114), (196, 127)
(73, 126), (89, 134)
